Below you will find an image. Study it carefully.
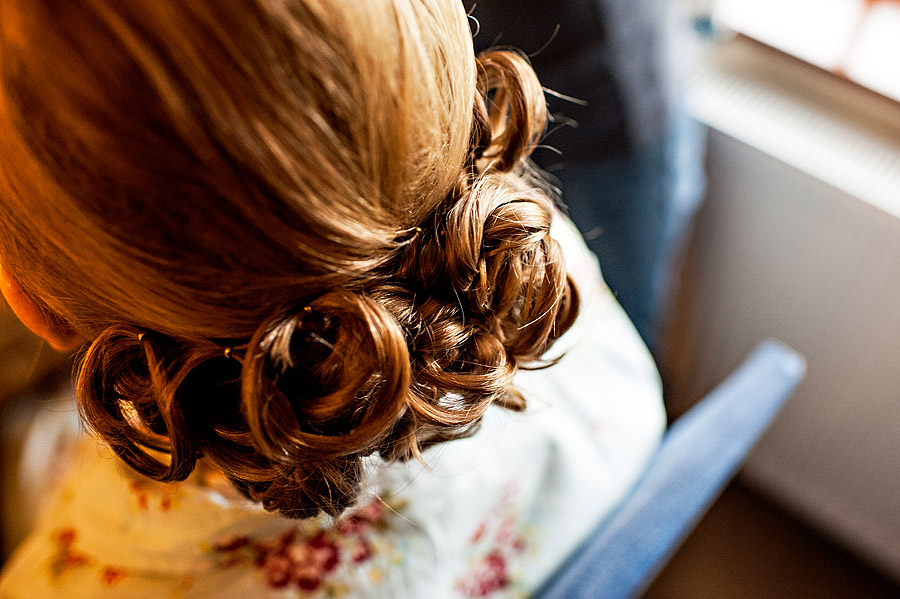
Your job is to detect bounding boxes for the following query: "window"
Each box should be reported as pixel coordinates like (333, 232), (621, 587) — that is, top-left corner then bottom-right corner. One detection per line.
(715, 0), (900, 102)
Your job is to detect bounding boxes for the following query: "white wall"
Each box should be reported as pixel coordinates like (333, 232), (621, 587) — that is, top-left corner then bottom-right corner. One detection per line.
(665, 126), (900, 580)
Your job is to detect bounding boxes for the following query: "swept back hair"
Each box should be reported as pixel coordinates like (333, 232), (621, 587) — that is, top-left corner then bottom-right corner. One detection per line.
(0, 0), (578, 517)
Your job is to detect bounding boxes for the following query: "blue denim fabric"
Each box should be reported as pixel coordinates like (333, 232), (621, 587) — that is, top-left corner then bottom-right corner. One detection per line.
(554, 110), (706, 355)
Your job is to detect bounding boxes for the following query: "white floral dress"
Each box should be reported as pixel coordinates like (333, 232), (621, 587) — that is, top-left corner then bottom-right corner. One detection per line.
(0, 219), (665, 598)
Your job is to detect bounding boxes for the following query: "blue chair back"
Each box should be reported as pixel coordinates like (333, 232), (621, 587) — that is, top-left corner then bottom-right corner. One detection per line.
(534, 340), (806, 599)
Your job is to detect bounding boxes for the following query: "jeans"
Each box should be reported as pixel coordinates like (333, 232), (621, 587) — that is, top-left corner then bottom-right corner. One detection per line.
(555, 111), (706, 355)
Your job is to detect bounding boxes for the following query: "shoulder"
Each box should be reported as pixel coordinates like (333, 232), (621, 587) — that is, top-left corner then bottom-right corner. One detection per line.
(0, 440), (426, 599)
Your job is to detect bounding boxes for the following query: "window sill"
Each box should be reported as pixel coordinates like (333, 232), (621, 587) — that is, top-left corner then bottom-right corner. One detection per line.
(685, 34), (900, 219)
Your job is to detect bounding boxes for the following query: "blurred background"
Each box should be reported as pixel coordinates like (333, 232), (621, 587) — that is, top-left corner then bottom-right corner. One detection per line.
(657, 0), (900, 596)
(471, 0), (900, 595)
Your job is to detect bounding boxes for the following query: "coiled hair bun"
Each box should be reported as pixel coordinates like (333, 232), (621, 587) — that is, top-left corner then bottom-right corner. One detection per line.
(4, 0), (579, 519)
(238, 292), (413, 516)
(78, 292), (414, 518)
(472, 50), (548, 171)
(70, 48), (579, 519)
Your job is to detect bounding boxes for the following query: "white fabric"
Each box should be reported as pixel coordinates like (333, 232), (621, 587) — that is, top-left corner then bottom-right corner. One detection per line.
(0, 217), (665, 598)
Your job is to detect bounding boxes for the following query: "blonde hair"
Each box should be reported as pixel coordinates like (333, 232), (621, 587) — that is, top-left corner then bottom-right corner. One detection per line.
(0, 0), (578, 517)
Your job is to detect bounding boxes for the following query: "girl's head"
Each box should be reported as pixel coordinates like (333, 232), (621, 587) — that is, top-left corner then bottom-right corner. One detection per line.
(0, 0), (577, 517)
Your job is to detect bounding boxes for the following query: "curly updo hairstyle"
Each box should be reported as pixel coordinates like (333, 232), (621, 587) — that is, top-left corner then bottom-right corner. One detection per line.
(0, 0), (578, 518)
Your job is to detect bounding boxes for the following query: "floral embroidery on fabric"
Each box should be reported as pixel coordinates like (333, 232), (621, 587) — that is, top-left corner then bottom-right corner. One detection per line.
(126, 478), (181, 513)
(456, 483), (532, 598)
(209, 497), (404, 596)
(49, 528), (94, 578)
(101, 565), (128, 586)
(49, 527), (131, 587)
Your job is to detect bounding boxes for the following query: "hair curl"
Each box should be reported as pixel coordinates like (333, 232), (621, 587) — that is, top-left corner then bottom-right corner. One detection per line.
(0, 0), (578, 518)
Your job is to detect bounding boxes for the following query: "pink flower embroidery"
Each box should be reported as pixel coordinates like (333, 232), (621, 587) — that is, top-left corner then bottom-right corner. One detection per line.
(126, 478), (179, 512)
(50, 527), (130, 587)
(456, 482), (531, 597)
(128, 481), (149, 511)
(459, 551), (510, 597)
(49, 528), (94, 577)
(350, 540), (373, 563)
(101, 566), (128, 586)
(211, 497), (393, 593)
(471, 522), (487, 543)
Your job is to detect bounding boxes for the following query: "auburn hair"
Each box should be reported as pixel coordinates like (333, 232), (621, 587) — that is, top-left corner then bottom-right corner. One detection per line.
(0, 0), (578, 518)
